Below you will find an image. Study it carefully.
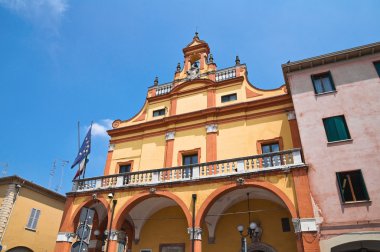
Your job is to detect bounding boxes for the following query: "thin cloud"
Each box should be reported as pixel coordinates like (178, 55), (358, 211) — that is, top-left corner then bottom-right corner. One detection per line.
(0, 0), (68, 33)
(90, 119), (113, 138)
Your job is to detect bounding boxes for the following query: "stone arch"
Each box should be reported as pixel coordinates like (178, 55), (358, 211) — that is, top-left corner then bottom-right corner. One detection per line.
(195, 180), (297, 228)
(247, 242), (277, 252)
(64, 196), (111, 232)
(113, 190), (192, 230)
(7, 247), (33, 252)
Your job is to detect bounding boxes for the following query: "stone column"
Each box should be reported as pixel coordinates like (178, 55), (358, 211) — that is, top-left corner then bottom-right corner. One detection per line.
(55, 232), (76, 252)
(106, 230), (127, 252)
(206, 124), (218, 174)
(188, 227), (202, 252)
(292, 168), (320, 252)
(164, 131), (175, 167)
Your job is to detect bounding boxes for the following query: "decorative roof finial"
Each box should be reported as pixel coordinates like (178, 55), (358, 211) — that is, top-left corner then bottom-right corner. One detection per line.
(209, 54), (214, 64)
(235, 55), (240, 65)
(176, 62), (181, 73)
(154, 76), (158, 86)
(194, 31), (199, 39)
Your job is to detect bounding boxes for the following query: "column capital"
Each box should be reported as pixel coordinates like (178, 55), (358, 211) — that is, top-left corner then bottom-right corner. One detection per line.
(205, 124), (218, 133)
(287, 111), (296, 120)
(107, 229), (127, 241)
(56, 232), (76, 242)
(292, 218), (318, 233)
(187, 227), (202, 240)
(165, 131), (175, 141)
(108, 144), (115, 151)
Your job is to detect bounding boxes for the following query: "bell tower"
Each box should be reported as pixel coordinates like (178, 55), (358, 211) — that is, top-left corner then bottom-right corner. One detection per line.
(174, 33), (216, 83)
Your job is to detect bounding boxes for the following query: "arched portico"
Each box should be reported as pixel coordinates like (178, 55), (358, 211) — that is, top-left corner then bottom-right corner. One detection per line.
(112, 190), (193, 251)
(195, 180), (298, 252)
(55, 197), (111, 252)
(196, 180), (297, 227)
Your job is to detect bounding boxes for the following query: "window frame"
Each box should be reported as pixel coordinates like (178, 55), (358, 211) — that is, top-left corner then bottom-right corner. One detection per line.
(311, 71), (336, 95)
(374, 61), (380, 77)
(159, 243), (185, 252)
(221, 93), (237, 103)
(257, 138), (283, 168)
(153, 108), (166, 117)
(177, 149), (200, 179)
(336, 170), (370, 203)
(322, 115), (351, 143)
(26, 208), (41, 230)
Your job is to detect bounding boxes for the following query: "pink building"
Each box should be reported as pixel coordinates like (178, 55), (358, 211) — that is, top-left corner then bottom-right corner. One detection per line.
(283, 42), (380, 251)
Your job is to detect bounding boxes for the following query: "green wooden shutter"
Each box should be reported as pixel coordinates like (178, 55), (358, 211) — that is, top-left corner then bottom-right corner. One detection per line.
(323, 118), (338, 142)
(336, 173), (346, 203)
(334, 116), (350, 140)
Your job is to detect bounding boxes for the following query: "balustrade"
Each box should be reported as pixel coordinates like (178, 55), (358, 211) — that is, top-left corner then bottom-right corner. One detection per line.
(215, 67), (236, 82)
(72, 149), (302, 192)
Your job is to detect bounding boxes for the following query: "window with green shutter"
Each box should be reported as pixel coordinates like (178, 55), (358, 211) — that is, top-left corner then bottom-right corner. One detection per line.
(323, 115), (351, 142)
(336, 170), (369, 203)
(374, 61), (380, 77)
(311, 72), (336, 94)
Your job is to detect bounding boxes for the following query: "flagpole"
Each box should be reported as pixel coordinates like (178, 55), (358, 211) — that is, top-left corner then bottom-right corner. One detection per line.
(76, 121), (81, 181)
(82, 122), (93, 180)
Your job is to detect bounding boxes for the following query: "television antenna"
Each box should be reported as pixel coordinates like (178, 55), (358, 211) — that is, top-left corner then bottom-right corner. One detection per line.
(48, 159), (69, 192)
(55, 160), (69, 192)
(0, 163), (8, 177)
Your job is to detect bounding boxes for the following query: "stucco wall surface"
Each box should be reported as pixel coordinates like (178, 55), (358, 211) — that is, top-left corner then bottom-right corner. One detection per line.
(288, 54), (380, 224)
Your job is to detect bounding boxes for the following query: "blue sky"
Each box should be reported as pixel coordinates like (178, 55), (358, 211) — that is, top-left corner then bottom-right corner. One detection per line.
(0, 0), (379, 194)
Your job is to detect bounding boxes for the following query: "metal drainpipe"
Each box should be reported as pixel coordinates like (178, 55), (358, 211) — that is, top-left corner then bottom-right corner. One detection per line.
(0, 181), (24, 245)
(105, 198), (118, 252)
(192, 194), (197, 252)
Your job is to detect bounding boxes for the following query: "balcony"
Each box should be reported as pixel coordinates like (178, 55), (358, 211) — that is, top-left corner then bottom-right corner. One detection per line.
(72, 149), (304, 192)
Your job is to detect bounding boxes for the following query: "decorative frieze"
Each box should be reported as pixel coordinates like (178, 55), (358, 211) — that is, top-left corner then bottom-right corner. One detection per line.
(187, 227), (202, 240)
(205, 124), (218, 133)
(165, 131), (175, 141)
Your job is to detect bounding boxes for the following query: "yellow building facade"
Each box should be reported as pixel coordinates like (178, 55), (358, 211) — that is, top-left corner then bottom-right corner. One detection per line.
(55, 34), (320, 252)
(0, 176), (65, 252)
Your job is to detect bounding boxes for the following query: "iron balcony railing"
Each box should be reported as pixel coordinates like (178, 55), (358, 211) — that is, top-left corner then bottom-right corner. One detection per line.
(72, 149), (303, 192)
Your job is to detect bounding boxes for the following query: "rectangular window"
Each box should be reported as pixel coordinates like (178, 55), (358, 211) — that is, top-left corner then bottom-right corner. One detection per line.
(119, 164), (131, 173)
(336, 170), (369, 203)
(261, 142), (281, 167)
(153, 108), (166, 117)
(221, 93), (237, 103)
(323, 115), (351, 142)
(26, 208), (41, 230)
(311, 72), (336, 94)
(160, 244), (185, 252)
(182, 154), (198, 178)
(374, 61), (380, 77)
